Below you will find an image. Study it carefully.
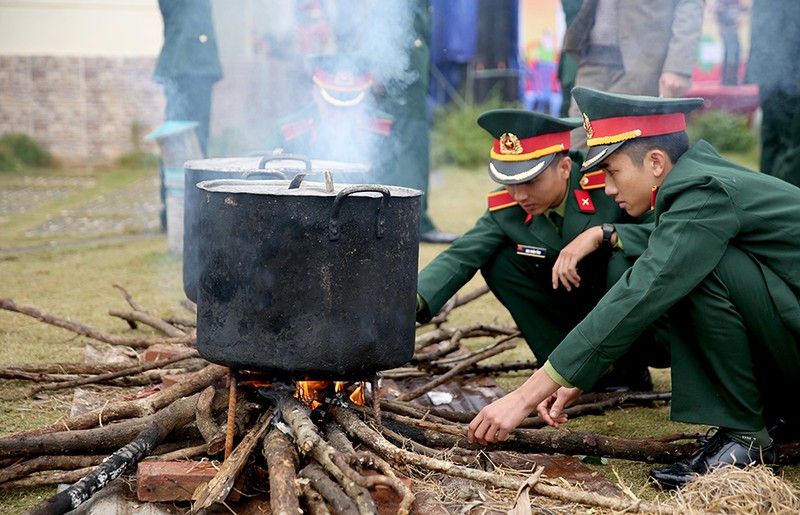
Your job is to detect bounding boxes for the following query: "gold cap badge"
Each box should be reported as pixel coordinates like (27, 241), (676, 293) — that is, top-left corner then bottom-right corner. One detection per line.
(499, 133), (522, 155)
(582, 113), (594, 139)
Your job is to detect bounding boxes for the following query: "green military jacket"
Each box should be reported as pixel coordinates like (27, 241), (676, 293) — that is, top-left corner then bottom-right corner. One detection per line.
(417, 155), (650, 317)
(550, 141), (800, 390)
(154, 0), (223, 81)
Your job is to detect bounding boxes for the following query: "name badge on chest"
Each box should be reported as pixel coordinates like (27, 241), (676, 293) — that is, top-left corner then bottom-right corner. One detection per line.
(516, 244), (547, 258)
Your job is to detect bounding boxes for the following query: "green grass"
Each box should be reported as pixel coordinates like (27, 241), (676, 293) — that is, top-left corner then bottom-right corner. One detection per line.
(0, 158), (797, 512)
(0, 164), (156, 249)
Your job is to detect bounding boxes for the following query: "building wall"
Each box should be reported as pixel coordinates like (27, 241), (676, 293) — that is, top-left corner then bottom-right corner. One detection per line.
(0, 55), (163, 164)
(0, 0), (307, 165)
(0, 0), (164, 165)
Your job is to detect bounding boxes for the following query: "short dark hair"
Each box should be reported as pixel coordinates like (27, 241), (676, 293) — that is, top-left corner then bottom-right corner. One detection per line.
(617, 132), (690, 165)
(547, 150), (570, 170)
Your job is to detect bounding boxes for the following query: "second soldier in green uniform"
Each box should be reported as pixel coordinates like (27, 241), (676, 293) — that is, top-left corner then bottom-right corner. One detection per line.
(417, 109), (662, 391)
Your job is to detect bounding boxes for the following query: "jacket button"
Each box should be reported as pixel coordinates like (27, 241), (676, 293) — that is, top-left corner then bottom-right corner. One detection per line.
(199, 34), (208, 43)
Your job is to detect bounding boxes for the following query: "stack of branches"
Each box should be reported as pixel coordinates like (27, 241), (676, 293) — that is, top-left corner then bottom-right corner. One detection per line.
(1, 285), (798, 514)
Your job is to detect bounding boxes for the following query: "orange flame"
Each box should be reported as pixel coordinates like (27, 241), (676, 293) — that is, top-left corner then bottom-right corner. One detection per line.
(295, 380), (365, 409)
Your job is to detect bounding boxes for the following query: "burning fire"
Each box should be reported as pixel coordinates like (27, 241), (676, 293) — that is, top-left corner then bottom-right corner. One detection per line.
(296, 380), (365, 409)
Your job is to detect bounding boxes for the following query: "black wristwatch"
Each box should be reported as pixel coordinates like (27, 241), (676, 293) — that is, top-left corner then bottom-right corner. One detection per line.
(601, 223), (615, 246)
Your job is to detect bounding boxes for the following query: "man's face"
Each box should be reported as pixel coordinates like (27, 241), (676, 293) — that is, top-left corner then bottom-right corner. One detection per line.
(600, 151), (658, 217)
(504, 162), (569, 215)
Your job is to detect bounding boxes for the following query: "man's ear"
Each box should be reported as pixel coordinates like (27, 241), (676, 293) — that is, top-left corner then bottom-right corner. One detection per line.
(647, 149), (671, 179)
(558, 155), (572, 179)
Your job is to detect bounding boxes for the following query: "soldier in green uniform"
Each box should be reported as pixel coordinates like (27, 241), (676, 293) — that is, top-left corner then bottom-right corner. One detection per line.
(746, 0), (800, 186)
(468, 87), (800, 489)
(273, 55), (393, 183)
(417, 109), (661, 390)
(154, 0), (222, 156)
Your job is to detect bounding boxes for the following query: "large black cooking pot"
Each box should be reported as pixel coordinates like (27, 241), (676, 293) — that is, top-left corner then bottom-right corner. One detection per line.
(195, 175), (422, 379)
(183, 154), (371, 302)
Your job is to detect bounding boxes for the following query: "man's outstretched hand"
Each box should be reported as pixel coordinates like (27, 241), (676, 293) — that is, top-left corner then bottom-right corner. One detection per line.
(467, 368), (567, 444)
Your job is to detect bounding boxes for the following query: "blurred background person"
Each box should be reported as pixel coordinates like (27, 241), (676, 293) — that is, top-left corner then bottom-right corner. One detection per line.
(379, 0), (458, 243)
(715, 0), (746, 86)
(153, 0), (222, 157)
(557, 0), (584, 117)
(563, 0), (704, 148)
(153, 0), (222, 231)
(272, 54), (393, 182)
(335, 0), (458, 244)
(746, 0), (800, 186)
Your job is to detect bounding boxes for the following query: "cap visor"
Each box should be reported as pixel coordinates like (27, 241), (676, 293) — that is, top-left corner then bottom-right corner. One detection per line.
(581, 141), (625, 171)
(488, 154), (555, 185)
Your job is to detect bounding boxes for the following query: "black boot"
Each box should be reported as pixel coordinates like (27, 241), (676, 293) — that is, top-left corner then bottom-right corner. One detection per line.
(591, 366), (653, 393)
(648, 430), (778, 490)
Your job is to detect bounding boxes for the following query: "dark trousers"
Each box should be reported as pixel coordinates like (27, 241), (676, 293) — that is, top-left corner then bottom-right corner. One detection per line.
(162, 76), (215, 156)
(384, 115), (436, 234)
(720, 31), (740, 85)
(669, 246), (800, 431)
(480, 246), (669, 376)
(759, 86), (800, 185)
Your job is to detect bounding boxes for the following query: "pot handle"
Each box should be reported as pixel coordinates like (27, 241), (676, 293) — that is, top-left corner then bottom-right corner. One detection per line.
(241, 169), (288, 180)
(241, 153), (312, 180)
(257, 153), (312, 170)
(288, 170), (334, 193)
(329, 185), (390, 241)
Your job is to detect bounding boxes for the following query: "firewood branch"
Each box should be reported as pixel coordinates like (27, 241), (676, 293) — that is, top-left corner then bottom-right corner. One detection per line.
(263, 427), (301, 515)
(2, 364), (227, 441)
(0, 298), (194, 348)
(276, 392), (377, 514)
(28, 349), (201, 396)
(329, 404), (677, 514)
(25, 390), (211, 515)
(191, 408), (275, 512)
(395, 341), (517, 402)
(108, 309), (188, 338)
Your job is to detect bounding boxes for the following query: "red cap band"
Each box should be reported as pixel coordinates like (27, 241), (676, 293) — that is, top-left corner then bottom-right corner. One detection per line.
(491, 131), (571, 161)
(587, 113), (686, 146)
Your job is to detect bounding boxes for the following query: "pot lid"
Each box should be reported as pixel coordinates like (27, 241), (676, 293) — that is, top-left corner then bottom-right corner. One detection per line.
(197, 178), (422, 198)
(184, 153), (371, 174)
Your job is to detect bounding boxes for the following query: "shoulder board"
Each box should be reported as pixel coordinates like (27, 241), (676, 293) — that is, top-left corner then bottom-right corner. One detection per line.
(279, 117), (315, 141)
(488, 190), (518, 211)
(580, 170), (605, 190)
(362, 116), (393, 136)
(573, 189), (595, 213)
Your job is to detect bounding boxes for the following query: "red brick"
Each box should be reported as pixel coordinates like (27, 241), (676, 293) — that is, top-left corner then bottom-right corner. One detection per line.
(137, 460), (218, 502)
(160, 373), (193, 389)
(143, 344), (193, 363)
(360, 470), (418, 515)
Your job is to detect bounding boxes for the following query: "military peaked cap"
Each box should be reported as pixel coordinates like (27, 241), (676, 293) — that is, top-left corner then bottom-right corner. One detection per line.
(477, 109), (582, 185)
(572, 87), (704, 171)
(309, 54), (373, 107)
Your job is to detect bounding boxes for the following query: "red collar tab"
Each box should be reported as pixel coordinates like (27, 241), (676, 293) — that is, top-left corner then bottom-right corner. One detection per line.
(280, 117), (315, 141)
(586, 113), (687, 147)
(525, 213), (533, 224)
(488, 190), (518, 211)
(491, 131), (571, 162)
(573, 189), (595, 213)
(361, 116), (393, 136)
(579, 170), (605, 190)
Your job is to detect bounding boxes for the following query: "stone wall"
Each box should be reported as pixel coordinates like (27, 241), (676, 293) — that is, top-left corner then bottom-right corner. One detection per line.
(0, 54), (309, 166)
(0, 55), (164, 166)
